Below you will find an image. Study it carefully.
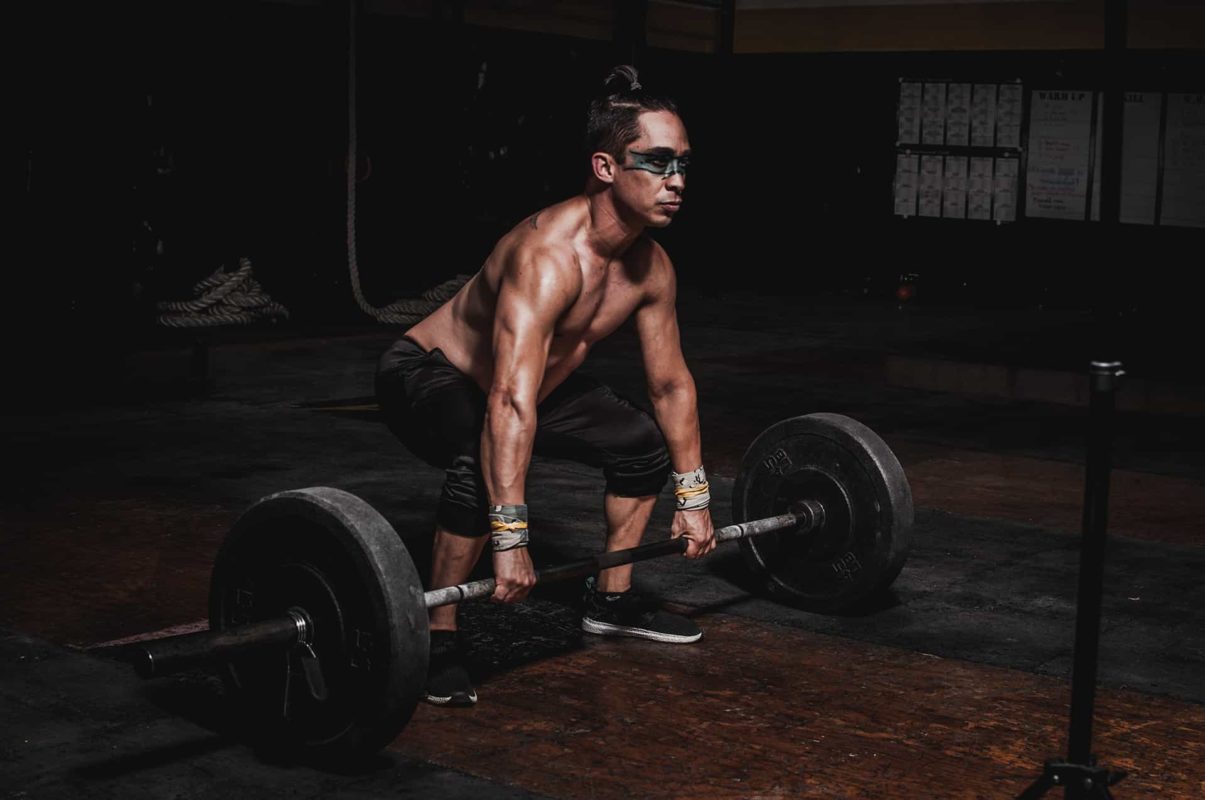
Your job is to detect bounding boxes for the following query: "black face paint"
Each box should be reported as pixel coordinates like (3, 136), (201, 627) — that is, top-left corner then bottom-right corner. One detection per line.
(624, 148), (690, 178)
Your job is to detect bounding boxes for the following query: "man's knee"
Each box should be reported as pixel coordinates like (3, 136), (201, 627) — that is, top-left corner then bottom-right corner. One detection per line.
(604, 415), (671, 497)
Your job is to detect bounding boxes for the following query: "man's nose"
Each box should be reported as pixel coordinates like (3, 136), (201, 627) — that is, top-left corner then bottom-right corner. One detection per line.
(665, 171), (685, 193)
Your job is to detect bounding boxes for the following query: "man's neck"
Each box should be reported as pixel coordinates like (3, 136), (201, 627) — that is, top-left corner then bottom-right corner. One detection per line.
(582, 189), (644, 262)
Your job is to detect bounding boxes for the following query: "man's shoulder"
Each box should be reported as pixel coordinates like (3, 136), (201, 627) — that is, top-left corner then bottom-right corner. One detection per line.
(496, 232), (582, 299)
(506, 236), (580, 274)
(513, 196), (582, 239)
(502, 200), (582, 261)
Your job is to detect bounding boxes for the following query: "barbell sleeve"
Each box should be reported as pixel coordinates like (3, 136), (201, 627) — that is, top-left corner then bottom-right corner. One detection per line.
(135, 610), (309, 678)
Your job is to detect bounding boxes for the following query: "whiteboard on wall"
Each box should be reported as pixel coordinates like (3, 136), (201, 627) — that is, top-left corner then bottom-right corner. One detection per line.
(1120, 92), (1163, 225)
(1161, 93), (1205, 228)
(1024, 89), (1095, 221)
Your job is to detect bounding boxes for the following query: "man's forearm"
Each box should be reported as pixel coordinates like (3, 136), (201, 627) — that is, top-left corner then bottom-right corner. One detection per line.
(650, 381), (702, 472)
(481, 393), (537, 505)
(481, 391), (537, 597)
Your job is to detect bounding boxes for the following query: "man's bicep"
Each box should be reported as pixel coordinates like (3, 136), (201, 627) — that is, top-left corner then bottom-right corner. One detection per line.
(636, 289), (689, 392)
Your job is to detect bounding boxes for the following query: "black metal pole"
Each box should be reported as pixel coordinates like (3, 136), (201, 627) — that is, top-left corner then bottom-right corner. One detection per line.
(1016, 361), (1127, 799)
(1067, 0), (1127, 779)
(718, 0), (735, 58)
(1099, 0), (1125, 230)
(1065, 361), (1124, 797)
(1004, 25), (1128, 792)
(1094, 0), (1127, 360)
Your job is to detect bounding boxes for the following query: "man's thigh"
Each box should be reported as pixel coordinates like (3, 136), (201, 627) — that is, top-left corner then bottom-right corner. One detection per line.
(376, 341), (485, 469)
(534, 374), (664, 468)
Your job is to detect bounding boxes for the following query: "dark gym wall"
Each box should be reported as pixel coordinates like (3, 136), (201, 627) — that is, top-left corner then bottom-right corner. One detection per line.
(736, 0), (1205, 53)
(123, 2), (724, 322)
(14, 1), (1204, 348)
(720, 47), (1204, 307)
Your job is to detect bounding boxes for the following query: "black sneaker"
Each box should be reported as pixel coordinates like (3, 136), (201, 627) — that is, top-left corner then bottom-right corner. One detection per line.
(424, 630), (477, 706)
(580, 579), (702, 644)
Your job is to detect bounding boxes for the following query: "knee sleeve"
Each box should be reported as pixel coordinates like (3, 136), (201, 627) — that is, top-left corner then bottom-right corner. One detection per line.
(603, 416), (671, 497)
(436, 455), (489, 537)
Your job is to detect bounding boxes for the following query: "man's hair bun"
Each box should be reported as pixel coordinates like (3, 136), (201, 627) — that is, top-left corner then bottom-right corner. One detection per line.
(603, 64), (642, 95)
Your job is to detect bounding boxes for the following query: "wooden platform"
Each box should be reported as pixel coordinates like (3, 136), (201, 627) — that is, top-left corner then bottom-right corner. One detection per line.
(395, 615), (1205, 799)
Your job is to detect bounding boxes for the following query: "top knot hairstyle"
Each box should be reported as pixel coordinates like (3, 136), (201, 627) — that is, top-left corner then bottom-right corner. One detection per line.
(585, 65), (681, 166)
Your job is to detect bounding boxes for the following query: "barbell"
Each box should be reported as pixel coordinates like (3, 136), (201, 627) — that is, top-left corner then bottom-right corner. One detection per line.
(131, 412), (912, 761)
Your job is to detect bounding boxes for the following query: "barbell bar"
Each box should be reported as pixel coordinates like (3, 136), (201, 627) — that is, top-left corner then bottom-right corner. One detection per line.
(137, 502), (820, 680)
(127, 412), (912, 762)
(423, 502), (820, 608)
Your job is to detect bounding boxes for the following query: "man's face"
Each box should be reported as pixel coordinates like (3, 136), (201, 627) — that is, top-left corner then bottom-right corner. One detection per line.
(611, 110), (690, 228)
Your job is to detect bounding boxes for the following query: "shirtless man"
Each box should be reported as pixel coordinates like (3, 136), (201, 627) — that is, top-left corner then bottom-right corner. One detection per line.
(375, 65), (715, 706)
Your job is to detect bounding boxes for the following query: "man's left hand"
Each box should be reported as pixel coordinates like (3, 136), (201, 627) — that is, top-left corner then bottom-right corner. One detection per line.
(671, 508), (715, 559)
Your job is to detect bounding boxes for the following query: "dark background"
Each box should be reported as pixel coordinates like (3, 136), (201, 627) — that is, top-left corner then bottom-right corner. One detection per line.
(11, 1), (1204, 388)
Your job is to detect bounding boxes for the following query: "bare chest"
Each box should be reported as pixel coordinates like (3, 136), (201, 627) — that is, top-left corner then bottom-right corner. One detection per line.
(550, 271), (643, 356)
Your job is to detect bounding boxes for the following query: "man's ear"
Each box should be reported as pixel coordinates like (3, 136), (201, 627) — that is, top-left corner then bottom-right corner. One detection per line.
(591, 152), (616, 184)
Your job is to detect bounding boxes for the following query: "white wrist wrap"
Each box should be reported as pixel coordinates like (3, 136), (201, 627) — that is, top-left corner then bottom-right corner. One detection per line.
(489, 504), (530, 552)
(671, 465), (710, 511)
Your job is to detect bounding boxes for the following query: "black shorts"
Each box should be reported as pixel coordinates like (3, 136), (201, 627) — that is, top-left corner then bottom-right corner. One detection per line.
(375, 337), (671, 537)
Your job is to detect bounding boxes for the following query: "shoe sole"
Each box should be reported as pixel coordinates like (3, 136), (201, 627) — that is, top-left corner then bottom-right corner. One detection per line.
(423, 689), (478, 707)
(581, 617), (702, 643)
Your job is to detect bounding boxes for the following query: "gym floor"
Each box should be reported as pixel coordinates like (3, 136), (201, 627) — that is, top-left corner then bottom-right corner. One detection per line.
(2, 292), (1203, 798)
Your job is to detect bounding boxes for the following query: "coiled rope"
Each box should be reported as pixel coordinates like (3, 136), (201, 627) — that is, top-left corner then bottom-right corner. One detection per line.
(156, 257), (290, 328)
(156, 3), (467, 330)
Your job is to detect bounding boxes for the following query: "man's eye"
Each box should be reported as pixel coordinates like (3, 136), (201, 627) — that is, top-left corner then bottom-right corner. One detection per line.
(648, 159), (669, 169)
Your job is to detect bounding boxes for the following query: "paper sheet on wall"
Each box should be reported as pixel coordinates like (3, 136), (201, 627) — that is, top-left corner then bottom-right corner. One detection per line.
(971, 84), (998, 148)
(997, 83), (1023, 149)
(994, 157), (1018, 222)
(1161, 93), (1205, 228)
(919, 154), (944, 217)
(943, 156), (968, 218)
(898, 82), (923, 145)
(894, 153), (920, 216)
(945, 83), (971, 147)
(1119, 92), (1162, 225)
(968, 157), (994, 220)
(1024, 90), (1095, 220)
(922, 83), (946, 145)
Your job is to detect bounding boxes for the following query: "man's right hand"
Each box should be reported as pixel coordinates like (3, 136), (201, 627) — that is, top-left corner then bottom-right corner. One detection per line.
(492, 547), (537, 604)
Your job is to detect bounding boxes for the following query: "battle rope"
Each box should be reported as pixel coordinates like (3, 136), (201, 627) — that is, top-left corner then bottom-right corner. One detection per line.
(345, 0), (469, 325)
(156, 257), (289, 328)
